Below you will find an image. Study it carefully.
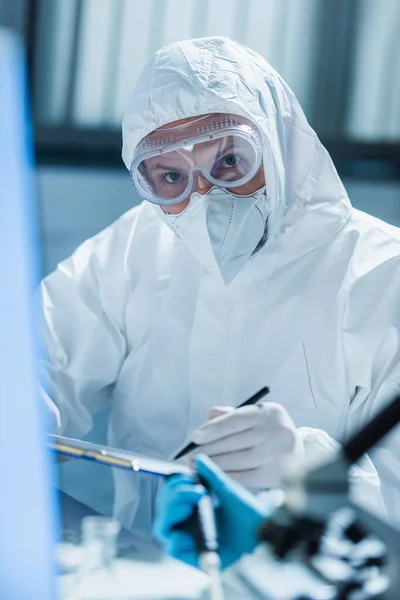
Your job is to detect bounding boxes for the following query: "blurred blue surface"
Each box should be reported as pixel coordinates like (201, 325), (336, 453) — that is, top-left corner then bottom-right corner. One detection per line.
(0, 29), (57, 599)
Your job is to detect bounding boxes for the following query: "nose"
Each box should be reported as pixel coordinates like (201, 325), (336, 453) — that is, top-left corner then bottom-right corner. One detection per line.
(193, 173), (213, 195)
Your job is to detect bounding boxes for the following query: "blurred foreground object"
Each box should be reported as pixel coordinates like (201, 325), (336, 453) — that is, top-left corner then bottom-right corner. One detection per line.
(258, 395), (400, 600)
(0, 28), (57, 599)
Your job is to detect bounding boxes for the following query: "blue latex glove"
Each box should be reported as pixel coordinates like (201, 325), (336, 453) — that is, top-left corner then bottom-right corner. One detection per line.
(154, 454), (268, 569)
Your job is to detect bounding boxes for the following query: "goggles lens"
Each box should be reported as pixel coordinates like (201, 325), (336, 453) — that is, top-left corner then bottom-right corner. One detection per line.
(130, 114), (263, 205)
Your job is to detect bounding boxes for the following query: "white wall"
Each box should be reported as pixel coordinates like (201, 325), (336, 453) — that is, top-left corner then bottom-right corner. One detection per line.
(344, 179), (400, 226)
(36, 167), (140, 276)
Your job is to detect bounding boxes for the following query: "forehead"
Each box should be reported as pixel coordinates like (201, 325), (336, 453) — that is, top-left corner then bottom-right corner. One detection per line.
(154, 114), (213, 132)
(134, 112), (260, 160)
(142, 136), (236, 172)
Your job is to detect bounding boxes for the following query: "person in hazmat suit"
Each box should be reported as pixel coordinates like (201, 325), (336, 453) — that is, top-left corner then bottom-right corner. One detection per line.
(40, 37), (400, 537)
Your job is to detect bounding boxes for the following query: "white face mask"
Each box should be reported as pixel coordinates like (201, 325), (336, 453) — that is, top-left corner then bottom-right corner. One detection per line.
(156, 186), (269, 285)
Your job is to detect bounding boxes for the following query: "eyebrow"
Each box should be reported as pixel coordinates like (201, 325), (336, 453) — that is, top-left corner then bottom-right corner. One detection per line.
(145, 140), (238, 173)
(148, 163), (185, 172)
(219, 141), (235, 154)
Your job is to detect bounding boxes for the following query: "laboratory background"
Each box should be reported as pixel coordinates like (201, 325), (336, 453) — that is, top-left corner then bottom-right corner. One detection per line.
(1, 0), (400, 599)
(14, 0), (400, 276)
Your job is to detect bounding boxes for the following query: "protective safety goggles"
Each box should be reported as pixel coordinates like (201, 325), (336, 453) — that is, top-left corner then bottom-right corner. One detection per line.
(130, 113), (263, 206)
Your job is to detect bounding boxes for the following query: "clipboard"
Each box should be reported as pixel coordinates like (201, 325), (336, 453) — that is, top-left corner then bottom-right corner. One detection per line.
(48, 434), (191, 478)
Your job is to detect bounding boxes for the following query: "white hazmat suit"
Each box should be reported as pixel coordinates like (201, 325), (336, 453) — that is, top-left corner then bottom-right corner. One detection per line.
(40, 38), (400, 534)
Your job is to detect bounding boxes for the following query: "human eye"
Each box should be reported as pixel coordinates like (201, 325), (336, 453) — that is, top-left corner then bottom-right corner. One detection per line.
(162, 171), (184, 184)
(211, 153), (249, 180)
(221, 154), (241, 168)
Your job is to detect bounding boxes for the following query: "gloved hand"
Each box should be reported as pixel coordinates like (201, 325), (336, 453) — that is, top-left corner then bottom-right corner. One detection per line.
(188, 402), (304, 489)
(154, 454), (268, 570)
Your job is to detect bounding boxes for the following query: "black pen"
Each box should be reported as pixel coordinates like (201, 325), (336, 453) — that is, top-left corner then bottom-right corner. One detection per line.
(173, 386), (270, 460)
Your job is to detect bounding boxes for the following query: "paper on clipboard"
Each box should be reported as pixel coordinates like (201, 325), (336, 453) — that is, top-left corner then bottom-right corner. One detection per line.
(48, 434), (191, 478)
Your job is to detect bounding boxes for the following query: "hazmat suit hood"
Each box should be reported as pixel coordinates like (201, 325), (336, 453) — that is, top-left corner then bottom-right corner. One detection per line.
(122, 36), (352, 262)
